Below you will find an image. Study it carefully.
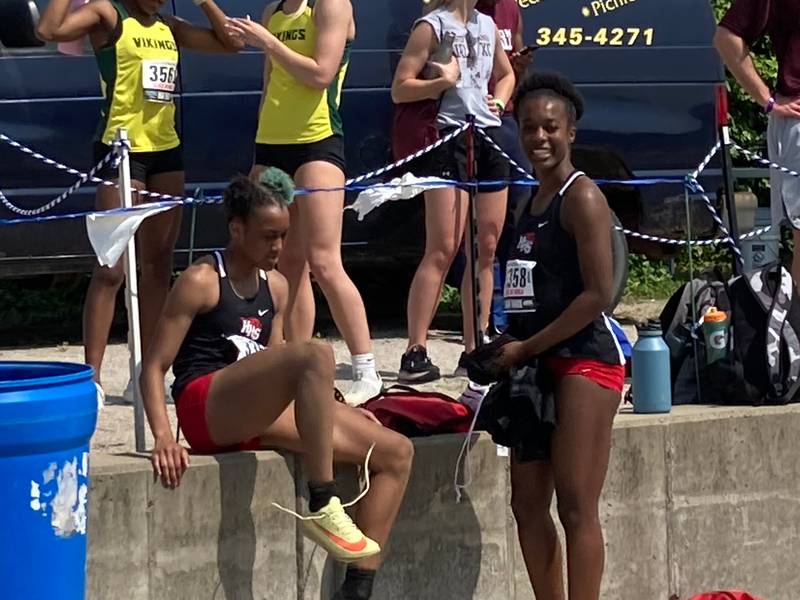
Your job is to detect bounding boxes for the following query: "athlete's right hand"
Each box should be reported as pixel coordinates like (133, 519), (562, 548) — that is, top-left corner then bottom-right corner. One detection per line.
(773, 97), (800, 120)
(429, 56), (460, 87)
(152, 437), (190, 488)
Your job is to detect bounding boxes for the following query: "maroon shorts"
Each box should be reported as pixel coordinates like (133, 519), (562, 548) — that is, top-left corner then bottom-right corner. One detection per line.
(176, 372), (261, 454)
(544, 357), (626, 393)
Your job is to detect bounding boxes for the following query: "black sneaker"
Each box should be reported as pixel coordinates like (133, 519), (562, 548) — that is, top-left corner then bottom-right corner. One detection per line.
(398, 345), (441, 383)
(454, 352), (468, 378)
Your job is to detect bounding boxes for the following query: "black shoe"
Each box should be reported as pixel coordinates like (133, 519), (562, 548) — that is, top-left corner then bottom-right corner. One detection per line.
(454, 352), (468, 377)
(398, 345), (441, 383)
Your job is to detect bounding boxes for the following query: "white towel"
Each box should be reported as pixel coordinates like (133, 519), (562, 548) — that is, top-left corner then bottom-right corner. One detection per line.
(85, 203), (176, 267)
(347, 173), (452, 221)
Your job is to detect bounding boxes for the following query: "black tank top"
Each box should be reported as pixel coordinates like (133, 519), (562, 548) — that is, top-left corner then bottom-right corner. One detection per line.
(172, 251), (275, 400)
(504, 171), (623, 365)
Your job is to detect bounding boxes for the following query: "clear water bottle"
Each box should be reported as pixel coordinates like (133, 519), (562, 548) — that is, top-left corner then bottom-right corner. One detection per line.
(632, 322), (672, 414)
(423, 31), (456, 80)
(490, 260), (507, 334)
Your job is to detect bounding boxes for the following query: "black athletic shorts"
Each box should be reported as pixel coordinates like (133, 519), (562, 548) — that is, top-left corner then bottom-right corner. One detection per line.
(93, 142), (184, 182)
(254, 134), (346, 177)
(414, 126), (509, 192)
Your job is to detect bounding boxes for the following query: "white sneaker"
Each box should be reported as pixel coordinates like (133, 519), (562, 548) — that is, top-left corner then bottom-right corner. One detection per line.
(457, 381), (490, 413)
(344, 375), (383, 407)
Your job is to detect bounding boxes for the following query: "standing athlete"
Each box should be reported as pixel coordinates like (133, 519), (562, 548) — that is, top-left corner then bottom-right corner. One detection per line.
(495, 72), (625, 600)
(392, 0), (515, 383)
(37, 0), (240, 399)
(225, 0), (383, 407)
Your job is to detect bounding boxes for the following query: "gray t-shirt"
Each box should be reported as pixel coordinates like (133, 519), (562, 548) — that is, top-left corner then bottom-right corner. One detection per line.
(418, 8), (501, 130)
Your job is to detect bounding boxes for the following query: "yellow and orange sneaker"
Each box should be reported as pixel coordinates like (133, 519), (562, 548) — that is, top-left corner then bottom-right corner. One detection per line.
(300, 497), (380, 563)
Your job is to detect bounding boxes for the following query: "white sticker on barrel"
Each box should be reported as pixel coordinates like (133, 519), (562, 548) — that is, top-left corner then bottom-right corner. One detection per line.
(29, 452), (90, 537)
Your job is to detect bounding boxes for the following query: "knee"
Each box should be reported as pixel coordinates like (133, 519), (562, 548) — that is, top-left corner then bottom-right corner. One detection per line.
(424, 244), (459, 273)
(478, 235), (498, 262)
(307, 249), (342, 285)
(556, 495), (599, 534)
(92, 264), (125, 288)
(511, 489), (552, 531)
(380, 434), (414, 477)
(299, 340), (336, 380)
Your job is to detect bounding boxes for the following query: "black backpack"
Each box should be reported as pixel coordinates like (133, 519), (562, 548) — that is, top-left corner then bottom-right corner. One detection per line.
(660, 263), (800, 406)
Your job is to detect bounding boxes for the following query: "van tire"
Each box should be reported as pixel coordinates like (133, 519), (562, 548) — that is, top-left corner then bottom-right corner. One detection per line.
(611, 211), (629, 311)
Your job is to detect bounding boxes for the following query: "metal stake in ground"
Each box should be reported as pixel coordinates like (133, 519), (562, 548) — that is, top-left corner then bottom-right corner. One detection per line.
(465, 115), (482, 348)
(116, 129), (146, 453)
(717, 86), (743, 276)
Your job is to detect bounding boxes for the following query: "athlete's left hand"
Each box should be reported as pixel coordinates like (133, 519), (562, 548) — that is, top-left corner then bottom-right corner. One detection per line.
(225, 16), (275, 51)
(493, 340), (529, 369)
(487, 94), (503, 116)
(355, 408), (382, 426)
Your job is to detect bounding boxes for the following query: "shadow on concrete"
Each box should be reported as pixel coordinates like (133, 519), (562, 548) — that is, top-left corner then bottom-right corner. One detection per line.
(214, 452), (258, 600)
(335, 362), (397, 382)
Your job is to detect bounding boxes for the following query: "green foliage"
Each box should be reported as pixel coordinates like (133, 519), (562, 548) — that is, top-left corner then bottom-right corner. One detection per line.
(439, 284), (462, 312)
(0, 277), (88, 338)
(625, 244), (735, 300)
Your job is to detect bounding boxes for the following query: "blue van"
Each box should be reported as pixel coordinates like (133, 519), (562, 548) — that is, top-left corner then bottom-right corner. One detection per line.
(0, 0), (724, 278)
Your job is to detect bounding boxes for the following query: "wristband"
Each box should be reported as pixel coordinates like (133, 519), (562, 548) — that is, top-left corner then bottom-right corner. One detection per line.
(494, 98), (506, 113)
(765, 96), (776, 114)
(193, 0), (208, 6)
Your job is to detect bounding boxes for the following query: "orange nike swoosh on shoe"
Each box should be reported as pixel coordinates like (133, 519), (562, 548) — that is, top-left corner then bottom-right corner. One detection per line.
(312, 522), (368, 552)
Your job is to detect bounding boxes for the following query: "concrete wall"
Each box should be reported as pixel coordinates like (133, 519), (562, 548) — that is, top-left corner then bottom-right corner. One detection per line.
(87, 405), (800, 600)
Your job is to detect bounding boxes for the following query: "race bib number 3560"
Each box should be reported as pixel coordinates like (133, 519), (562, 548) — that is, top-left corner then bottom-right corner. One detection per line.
(504, 259), (537, 313)
(142, 59), (177, 103)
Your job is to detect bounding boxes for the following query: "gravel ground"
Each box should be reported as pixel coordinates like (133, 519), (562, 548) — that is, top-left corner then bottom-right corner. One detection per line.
(0, 301), (655, 454)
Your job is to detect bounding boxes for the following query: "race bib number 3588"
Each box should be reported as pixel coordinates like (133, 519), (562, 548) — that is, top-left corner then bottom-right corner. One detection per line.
(504, 259), (537, 313)
(142, 59), (177, 103)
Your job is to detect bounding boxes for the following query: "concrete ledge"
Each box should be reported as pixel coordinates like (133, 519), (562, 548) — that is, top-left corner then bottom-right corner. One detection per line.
(87, 405), (800, 599)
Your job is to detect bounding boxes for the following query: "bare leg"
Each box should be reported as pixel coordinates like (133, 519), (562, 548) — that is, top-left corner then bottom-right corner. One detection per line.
(138, 171), (183, 356)
(510, 457), (565, 600)
(295, 161), (372, 355)
(551, 376), (620, 600)
(262, 402), (414, 570)
(83, 180), (144, 383)
(250, 164), (316, 341)
(281, 202), (316, 341)
(461, 188), (507, 352)
(206, 340), (337, 483)
(406, 187), (468, 348)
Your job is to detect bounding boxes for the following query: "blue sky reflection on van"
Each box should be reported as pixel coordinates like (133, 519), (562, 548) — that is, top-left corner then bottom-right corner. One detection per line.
(0, 0), (723, 276)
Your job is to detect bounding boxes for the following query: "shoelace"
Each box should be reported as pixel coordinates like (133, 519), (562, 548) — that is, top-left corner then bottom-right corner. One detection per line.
(326, 503), (361, 538)
(271, 443), (376, 521)
(454, 383), (489, 503)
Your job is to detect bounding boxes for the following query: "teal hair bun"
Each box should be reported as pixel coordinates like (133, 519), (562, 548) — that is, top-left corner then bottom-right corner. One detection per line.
(259, 167), (295, 205)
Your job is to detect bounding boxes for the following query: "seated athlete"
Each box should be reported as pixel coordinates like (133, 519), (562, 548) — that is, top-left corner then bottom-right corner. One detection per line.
(140, 169), (413, 600)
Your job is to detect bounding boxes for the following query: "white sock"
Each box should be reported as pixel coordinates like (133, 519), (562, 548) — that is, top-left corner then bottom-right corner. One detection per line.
(458, 380), (490, 413)
(352, 353), (379, 381)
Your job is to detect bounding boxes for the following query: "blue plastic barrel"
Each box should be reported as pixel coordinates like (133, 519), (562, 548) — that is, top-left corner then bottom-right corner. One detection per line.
(0, 362), (97, 600)
(632, 324), (672, 414)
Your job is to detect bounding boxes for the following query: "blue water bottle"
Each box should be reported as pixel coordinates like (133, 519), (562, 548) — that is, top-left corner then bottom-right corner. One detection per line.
(632, 322), (672, 414)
